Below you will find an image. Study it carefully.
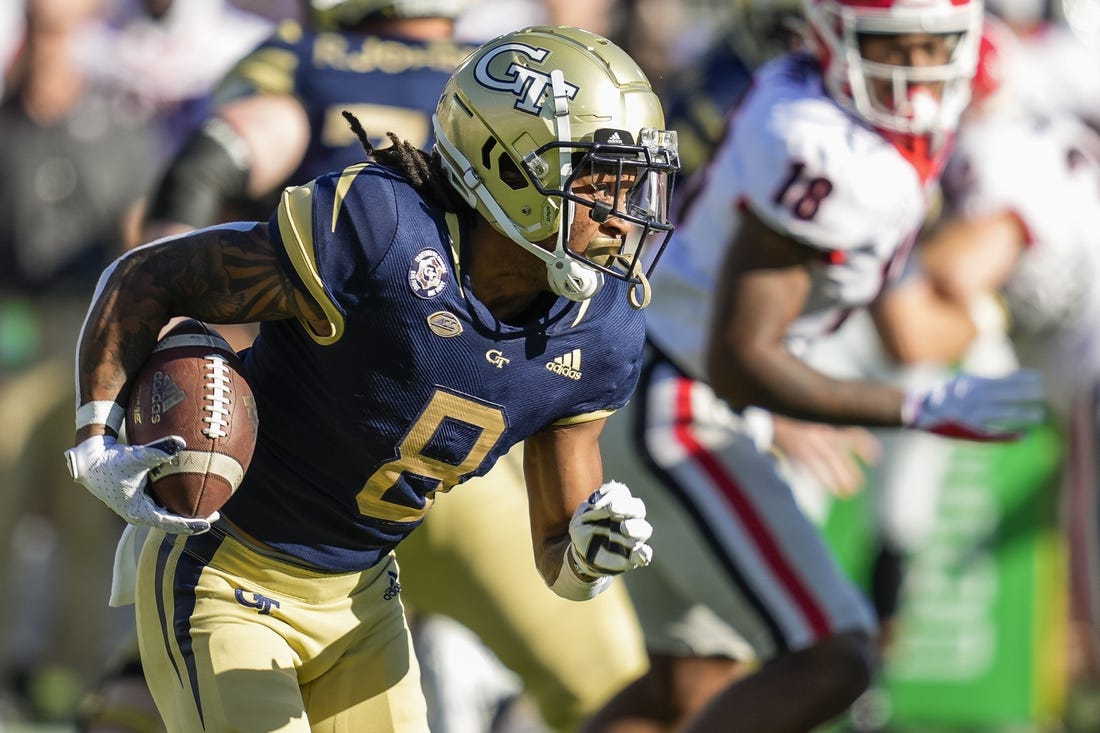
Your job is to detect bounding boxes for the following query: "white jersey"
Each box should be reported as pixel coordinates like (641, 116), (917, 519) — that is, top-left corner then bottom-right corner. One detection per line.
(943, 106), (1100, 416)
(1005, 22), (1100, 129)
(647, 54), (935, 378)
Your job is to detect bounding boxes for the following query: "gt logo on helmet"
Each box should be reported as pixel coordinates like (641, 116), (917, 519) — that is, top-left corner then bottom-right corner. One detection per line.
(473, 43), (579, 115)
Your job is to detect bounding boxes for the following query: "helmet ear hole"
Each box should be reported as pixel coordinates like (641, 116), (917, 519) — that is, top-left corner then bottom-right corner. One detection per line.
(480, 138), (496, 169)
(479, 137), (528, 190)
(498, 154), (528, 191)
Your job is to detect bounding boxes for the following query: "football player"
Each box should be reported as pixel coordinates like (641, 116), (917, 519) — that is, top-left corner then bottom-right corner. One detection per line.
(658, 0), (887, 499)
(588, 0), (1048, 731)
(985, 0), (1100, 129)
(63, 24), (679, 733)
(659, 0), (805, 178)
(911, 16), (1100, 684)
(134, 1), (650, 729)
(140, 0), (478, 243)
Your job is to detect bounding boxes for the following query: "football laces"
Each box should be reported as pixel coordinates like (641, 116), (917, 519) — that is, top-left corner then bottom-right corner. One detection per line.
(202, 355), (233, 439)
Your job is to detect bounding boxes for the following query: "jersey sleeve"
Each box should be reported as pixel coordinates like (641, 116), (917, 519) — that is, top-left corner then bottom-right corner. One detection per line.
(212, 21), (304, 106)
(731, 88), (923, 253)
(550, 293), (646, 426)
(268, 163), (400, 344)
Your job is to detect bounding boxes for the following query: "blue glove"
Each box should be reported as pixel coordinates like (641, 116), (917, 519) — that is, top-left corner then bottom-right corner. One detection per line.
(902, 369), (1046, 442)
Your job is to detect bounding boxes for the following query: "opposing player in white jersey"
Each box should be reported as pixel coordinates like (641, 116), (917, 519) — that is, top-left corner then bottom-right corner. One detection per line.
(588, 1), (1048, 731)
(986, 0), (1100, 129)
(916, 20), (1100, 679)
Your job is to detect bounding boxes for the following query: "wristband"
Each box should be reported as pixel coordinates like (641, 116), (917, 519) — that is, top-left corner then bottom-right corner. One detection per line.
(899, 389), (924, 428)
(968, 291), (1010, 336)
(549, 546), (613, 602)
(742, 406), (774, 452)
(76, 401), (125, 434)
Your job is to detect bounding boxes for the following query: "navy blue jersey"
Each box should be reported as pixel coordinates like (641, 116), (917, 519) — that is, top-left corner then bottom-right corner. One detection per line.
(214, 21), (478, 183)
(222, 163), (646, 572)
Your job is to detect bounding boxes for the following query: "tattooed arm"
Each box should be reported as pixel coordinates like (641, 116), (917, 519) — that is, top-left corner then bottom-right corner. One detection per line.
(75, 222), (324, 443)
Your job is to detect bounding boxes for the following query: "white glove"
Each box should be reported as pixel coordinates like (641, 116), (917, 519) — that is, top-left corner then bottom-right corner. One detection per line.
(901, 369), (1046, 442)
(64, 435), (217, 534)
(567, 481), (654, 577)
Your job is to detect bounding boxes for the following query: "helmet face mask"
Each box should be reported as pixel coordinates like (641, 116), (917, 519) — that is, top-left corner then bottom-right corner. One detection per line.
(527, 128), (679, 285)
(433, 26), (680, 306)
(804, 0), (984, 135)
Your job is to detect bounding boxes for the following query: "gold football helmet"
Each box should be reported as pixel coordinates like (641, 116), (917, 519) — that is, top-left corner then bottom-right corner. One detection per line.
(433, 26), (680, 307)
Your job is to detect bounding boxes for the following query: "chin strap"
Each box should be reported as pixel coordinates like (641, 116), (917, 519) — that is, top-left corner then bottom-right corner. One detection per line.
(545, 69), (605, 302)
(546, 256), (604, 301)
(629, 271), (652, 309)
(598, 251), (651, 309)
(908, 89), (940, 133)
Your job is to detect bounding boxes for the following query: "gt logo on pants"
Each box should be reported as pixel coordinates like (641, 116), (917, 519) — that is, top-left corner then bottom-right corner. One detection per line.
(234, 589), (280, 615)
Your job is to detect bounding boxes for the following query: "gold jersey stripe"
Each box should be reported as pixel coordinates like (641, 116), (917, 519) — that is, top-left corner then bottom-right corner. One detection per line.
(445, 212), (467, 299)
(552, 408), (616, 427)
(331, 162), (370, 233)
(276, 182), (345, 344)
(232, 47), (298, 95)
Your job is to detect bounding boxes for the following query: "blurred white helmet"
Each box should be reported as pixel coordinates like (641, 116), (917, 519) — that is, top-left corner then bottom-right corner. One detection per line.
(1062, 0), (1100, 45)
(803, 0), (984, 135)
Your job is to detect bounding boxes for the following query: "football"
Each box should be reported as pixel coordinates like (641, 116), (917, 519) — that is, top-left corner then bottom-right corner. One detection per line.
(125, 319), (258, 518)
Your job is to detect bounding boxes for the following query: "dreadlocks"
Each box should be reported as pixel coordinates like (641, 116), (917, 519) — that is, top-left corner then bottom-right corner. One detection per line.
(342, 110), (469, 213)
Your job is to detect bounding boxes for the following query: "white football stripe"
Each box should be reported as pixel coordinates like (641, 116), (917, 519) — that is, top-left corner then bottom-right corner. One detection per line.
(155, 451), (246, 489)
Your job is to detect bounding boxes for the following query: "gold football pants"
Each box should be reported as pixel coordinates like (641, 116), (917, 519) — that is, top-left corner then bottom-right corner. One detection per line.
(136, 528), (428, 733)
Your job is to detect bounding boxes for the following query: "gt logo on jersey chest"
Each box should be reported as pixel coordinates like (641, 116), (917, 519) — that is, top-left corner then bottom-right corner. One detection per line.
(486, 350), (510, 368)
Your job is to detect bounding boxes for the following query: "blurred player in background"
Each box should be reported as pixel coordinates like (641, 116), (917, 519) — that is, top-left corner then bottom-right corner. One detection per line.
(0, 0), (274, 723)
(658, 0), (805, 178)
(588, 0), (1049, 731)
(66, 23), (679, 733)
(118, 2), (651, 731)
(985, 0), (1100, 129)
(909, 12), (1100, 694)
(656, 0), (886, 504)
(140, 0), (475, 243)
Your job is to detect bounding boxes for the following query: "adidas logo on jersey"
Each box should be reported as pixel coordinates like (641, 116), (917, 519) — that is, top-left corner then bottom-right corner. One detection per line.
(546, 349), (582, 380)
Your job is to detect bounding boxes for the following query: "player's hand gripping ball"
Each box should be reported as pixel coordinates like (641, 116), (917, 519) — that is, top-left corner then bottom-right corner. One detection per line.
(125, 320), (258, 517)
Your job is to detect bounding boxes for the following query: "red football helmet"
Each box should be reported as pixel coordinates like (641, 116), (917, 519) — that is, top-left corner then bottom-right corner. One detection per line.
(804, 0), (984, 134)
